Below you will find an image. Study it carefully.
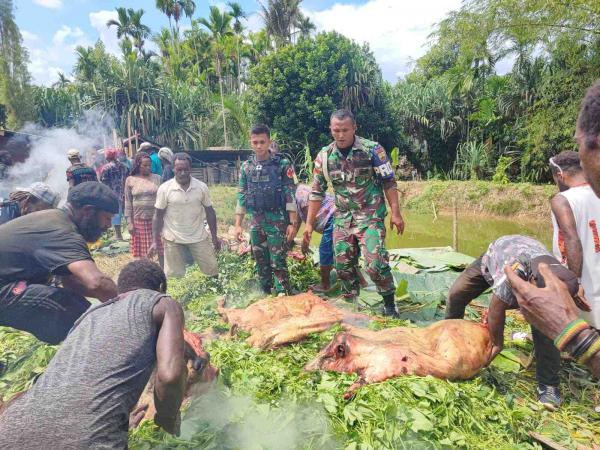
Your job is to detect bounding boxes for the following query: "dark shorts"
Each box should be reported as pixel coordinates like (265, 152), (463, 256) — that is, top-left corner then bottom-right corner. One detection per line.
(319, 216), (334, 266)
(0, 281), (91, 345)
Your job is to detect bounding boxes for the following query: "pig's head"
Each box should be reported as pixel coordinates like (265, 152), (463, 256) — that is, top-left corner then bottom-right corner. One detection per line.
(183, 331), (219, 395)
(304, 333), (359, 373)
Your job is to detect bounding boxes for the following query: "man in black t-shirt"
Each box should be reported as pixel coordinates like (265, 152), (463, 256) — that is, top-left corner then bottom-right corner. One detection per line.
(0, 182), (120, 344)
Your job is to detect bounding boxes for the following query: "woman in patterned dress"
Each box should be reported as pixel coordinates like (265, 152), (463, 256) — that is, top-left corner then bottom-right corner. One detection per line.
(124, 152), (164, 267)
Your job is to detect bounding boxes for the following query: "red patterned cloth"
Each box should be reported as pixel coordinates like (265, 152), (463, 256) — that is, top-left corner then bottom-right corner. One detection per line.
(130, 217), (163, 258)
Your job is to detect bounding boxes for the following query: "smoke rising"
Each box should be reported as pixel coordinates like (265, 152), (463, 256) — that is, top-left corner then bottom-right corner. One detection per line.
(1, 111), (115, 200)
(180, 386), (338, 449)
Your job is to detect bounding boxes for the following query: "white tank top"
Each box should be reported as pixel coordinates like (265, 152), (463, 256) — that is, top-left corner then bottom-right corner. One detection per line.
(551, 185), (600, 328)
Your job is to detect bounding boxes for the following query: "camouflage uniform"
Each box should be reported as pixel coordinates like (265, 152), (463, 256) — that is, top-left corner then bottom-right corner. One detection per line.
(237, 154), (296, 294)
(310, 136), (397, 297)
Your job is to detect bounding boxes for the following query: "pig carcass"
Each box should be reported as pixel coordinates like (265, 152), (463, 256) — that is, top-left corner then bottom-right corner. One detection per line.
(305, 320), (492, 398)
(131, 330), (219, 426)
(218, 292), (371, 349)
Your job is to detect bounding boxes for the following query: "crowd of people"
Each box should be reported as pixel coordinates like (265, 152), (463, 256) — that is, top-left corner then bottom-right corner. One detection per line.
(0, 80), (600, 447)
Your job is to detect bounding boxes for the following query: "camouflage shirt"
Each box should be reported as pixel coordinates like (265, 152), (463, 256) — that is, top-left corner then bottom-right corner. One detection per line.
(310, 136), (397, 227)
(236, 154), (296, 226)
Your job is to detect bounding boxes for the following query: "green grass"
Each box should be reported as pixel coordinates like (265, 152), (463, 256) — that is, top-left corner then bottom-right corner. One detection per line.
(486, 199), (523, 216)
(401, 180), (556, 218)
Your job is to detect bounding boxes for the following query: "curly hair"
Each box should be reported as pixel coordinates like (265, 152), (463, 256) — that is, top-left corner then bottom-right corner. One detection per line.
(577, 80), (600, 151)
(117, 260), (167, 294)
(130, 151), (151, 176)
(550, 150), (582, 175)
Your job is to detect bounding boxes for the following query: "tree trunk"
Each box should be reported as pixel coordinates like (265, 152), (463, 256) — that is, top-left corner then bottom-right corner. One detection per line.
(237, 36), (242, 93)
(217, 54), (228, 147)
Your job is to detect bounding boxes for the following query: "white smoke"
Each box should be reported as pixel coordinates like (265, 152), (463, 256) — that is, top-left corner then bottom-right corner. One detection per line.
(1, 110), (115, 201)
(180, 386), (338, 449)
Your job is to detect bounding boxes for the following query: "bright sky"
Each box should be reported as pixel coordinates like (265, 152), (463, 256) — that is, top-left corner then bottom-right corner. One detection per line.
(15, 0), (464, 86)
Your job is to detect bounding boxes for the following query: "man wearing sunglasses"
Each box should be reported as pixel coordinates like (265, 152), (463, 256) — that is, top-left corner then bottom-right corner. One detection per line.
(550, 151), (600, 330)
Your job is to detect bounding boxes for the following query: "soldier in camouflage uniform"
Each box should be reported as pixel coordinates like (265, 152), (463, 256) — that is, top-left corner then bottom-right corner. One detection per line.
(235, 124), (298, 295)
(304, 110), (405, 317)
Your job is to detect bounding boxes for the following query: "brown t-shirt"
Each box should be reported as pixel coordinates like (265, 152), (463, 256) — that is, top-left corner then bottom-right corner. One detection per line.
(0, 209), (92, 285)
(124, 174), (161, 220)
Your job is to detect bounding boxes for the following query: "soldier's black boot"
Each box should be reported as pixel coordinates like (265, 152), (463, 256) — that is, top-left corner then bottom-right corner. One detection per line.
(382, 294), (399, 318)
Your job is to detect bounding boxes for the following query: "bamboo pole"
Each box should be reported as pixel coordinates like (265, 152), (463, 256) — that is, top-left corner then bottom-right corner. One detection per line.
(452, 197), (458, 251)
(134, 131), (139, 158)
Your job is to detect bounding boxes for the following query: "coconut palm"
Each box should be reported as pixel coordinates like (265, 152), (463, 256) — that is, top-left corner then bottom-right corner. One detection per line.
(198, 5), (234, 146)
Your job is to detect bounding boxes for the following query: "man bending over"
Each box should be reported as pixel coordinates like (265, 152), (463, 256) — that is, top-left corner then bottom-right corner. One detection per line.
(0, 260), (187, 448)
(445, 235), (587, 411)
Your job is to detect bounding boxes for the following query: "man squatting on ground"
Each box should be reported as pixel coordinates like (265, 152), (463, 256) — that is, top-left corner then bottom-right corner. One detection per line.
(149, 152), (220, 278)
(235, 124), (297, 295)
(0, 260), (187, 448)
(549, 151), (600, 328)
(0, 182), (119, 344)
(446, 234), (589, 410)
(304, 109), (405, 317)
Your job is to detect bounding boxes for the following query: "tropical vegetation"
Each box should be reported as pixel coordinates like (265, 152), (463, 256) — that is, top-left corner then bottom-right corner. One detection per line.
(1, 0), (599, 181)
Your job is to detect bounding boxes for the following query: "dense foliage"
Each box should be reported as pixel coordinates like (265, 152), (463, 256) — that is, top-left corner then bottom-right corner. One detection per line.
(249, 32), (399, 153)
(1, 0), (599, 177)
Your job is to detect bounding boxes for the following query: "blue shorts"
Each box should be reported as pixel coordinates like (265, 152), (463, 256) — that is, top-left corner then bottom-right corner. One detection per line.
(319, 217), (334, 266)
(111, 213), (122, 226)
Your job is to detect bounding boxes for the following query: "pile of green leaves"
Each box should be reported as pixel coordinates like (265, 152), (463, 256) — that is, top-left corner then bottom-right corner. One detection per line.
(0, 252), (596, 449)
(132, 252), (598, 449)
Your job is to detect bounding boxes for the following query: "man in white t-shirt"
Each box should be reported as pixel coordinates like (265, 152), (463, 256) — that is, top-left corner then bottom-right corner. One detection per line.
(149, 153), (220, 278)
(550, 150), (599, 328)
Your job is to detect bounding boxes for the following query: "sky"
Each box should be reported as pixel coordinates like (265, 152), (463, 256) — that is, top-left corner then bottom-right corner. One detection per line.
(14, 0), (466, 86)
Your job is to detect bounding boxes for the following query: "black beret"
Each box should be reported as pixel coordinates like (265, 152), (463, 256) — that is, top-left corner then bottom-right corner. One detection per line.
(68, 181), (120, 214)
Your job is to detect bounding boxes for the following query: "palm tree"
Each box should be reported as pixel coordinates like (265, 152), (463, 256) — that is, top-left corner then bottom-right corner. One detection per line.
(295, 14), (315, 40)
(156, 0), (176, 33)
(74, 46), (96, 82)
(107, 7), (134, 39)
(227, 2), (246, 92)
(52, 72), (70, 89)
(156, 0), (195, 38)
(107, 8), (150, 57)
(259, 0), (301, 48)
(128, 9), (151, 56)
(199, 5), (234, 146)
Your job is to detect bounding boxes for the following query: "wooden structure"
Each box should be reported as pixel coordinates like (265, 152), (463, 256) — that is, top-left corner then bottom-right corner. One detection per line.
(188, 149), (252, 186)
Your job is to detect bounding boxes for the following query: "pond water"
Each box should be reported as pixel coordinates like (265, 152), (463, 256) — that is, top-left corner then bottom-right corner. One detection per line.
(386, 210), (552, 257)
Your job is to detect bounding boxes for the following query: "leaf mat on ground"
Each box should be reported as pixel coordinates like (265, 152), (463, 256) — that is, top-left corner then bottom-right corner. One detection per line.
(1, 252), (597, 449)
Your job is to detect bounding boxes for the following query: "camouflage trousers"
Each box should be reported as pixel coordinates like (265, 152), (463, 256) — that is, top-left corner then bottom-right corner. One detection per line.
(333, 220), (394, 297)
(250, 221), (291, 294)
